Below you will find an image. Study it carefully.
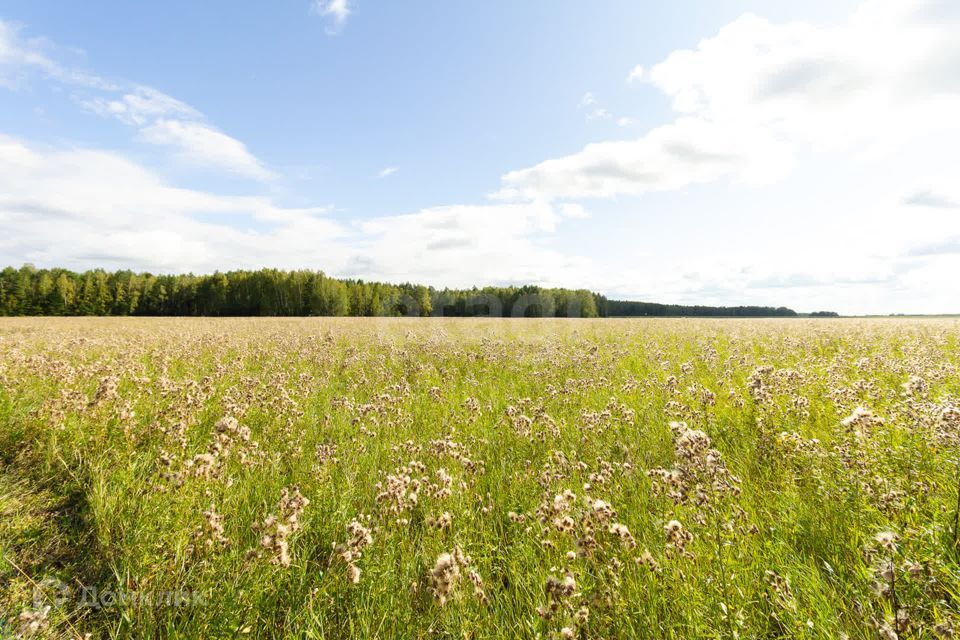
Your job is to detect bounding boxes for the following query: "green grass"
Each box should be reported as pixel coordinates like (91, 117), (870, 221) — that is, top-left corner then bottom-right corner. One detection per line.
(1, 317), (960, 639)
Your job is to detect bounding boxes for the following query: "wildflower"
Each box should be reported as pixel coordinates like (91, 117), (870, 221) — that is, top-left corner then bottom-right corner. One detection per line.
(664, 519), (693, 556)
(636, 549), (659, 572)
(608, 522), (636, 549)
(874, 531), (899, 553)
(375, 463), (423, 518)
(201, 504), (228, 549)
(429, 546), (473, 606)
(315, 443), (339, 467)
(901, 375), (927, 396)
(90, 375), (120, 406)
(538, 572), (578, 621)
(17, 605), (51, 636)
(426, 511), (453, 530)
(588, 498), (614, 523)
(546, 573), (576, 598)
(252, 486), (310, 567)
(878, 622), (898, 640)
(764, 570), (796, 611)
(467, 568), (488, 604)
(336, 517), (373, 584)
(841, 406), (884, 438)
(346, 563), (361, 584)
(553, 515), (576, 533)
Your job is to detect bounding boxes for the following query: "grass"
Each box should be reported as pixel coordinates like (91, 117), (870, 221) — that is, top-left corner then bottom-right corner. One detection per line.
(1, 316), (959, 638)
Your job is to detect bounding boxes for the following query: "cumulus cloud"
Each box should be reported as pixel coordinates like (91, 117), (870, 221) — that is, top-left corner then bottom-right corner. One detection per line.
(0, 134), (343, 272)
(903, 180), (960, 209)
(377, 166), (398, 178)
(904, 190), (960, 209)
(499, 0), (960, 201)
(907, 238), (960, 257)
(0, 133), (600, 289)
(354, 200), (595, 287)
(558, 203), (589, 219)
(645, 4), (960, 149)
(484, 0), (960, 313)
(497, 117), (791, 200)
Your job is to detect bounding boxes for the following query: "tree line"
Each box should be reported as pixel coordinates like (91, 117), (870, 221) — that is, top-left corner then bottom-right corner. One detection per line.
(600, 299), (798, 318)
(0, 265), (806, 318)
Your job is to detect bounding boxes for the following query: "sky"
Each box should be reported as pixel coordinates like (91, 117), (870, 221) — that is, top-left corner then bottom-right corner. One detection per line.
(1, 0), (959, 315)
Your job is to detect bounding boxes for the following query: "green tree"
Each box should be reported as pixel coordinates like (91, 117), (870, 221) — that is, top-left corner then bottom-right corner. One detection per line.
(51, 273), (76, 314)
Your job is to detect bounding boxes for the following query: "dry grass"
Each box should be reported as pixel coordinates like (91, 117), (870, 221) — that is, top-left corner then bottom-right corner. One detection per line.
(1, 317), (959, 638)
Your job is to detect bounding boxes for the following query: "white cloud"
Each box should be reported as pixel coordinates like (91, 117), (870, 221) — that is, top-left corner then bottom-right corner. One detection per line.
(645, 4), (960, 150)
(80, 86), (200, 126)
(1, 15), (599, 292)
(587, 108), (611, 121)
(0, 20), (54, 85)
(625, 65), (644, 83)
(79, 86), (274, 181)
(558, 203), (589, 219)
(501, 0), (960, 202)
(139, 119), (273, 181)
(0, 19), (115, 90)
(0, 134), (343, 272)
(902, 176), (960, 209)
(311, 0), (352, 33)
(0, 135), (309, 225)
(0, 134), (597, 290)
(497, 116), (791, 200)
(485, 0), (960, 312)
(3, 19), (272, 181)
(353, 200), (595, 288)
(578, 91), (612, 121)
(904, 190), (960, 209)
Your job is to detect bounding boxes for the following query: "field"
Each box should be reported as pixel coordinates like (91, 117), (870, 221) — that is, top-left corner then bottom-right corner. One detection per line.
(2, 317), (960, 639)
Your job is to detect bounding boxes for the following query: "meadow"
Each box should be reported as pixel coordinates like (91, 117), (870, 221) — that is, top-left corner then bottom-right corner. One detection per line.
(1, 317), (959, 639)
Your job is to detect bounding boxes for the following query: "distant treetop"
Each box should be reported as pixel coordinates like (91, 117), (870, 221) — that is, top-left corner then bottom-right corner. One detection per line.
(0, 265), (813, 318)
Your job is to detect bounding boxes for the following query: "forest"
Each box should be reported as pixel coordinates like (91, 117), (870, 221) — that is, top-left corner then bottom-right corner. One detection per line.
(0, 265), (804, 318)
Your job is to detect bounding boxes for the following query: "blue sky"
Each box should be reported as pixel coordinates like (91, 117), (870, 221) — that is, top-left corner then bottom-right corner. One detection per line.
(2, 0), (959, 313)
